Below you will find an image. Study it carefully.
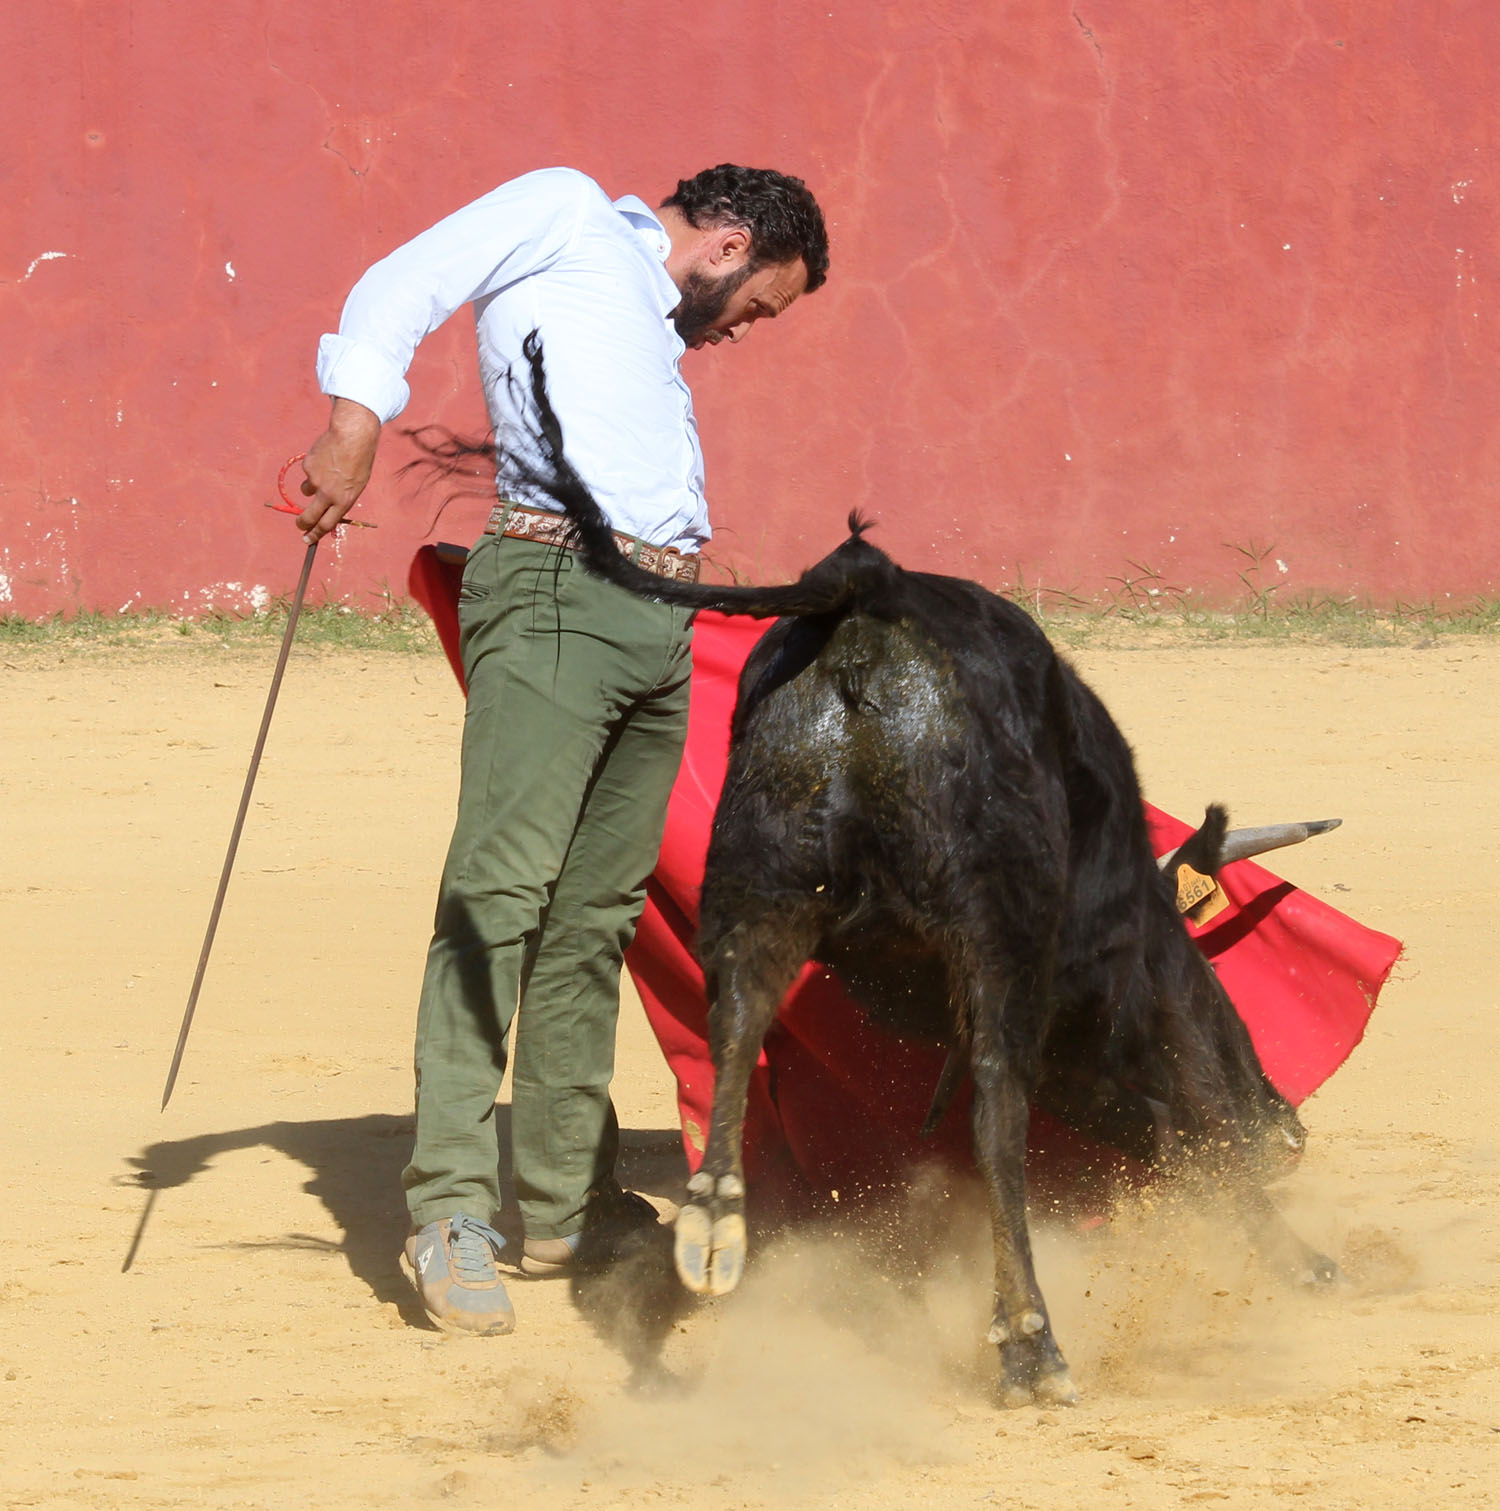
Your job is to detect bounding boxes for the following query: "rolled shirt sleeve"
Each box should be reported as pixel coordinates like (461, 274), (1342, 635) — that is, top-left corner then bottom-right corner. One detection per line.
(315, 333), (413, 425)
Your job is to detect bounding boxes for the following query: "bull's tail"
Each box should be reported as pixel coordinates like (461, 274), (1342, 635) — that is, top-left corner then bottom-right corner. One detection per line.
(475, 332), (900, 619)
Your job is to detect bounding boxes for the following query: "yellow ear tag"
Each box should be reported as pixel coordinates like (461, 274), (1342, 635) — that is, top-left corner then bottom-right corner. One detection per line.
(1175, 863), (1231, 924)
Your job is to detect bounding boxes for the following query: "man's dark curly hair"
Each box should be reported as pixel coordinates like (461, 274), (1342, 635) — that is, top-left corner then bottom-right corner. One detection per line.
(661, 165), (830, 292)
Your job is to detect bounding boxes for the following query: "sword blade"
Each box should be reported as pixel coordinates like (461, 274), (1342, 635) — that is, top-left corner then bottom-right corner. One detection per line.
(161, 537), (320, 1109)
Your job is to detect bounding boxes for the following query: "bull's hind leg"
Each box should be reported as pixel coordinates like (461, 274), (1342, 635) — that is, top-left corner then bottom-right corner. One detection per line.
(967, 978), (1079, 1408)
(675, 912), (818, 1297)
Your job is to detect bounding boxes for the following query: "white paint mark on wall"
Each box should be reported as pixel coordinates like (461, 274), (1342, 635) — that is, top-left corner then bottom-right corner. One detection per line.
(20, 251), (69, 280)
(0, 495), (83, 607)
(1452, 180), (1472, 204)
(193, 581), (274, 614)
(225, 262), (236, 281)
(1275, 558), (1288, 574)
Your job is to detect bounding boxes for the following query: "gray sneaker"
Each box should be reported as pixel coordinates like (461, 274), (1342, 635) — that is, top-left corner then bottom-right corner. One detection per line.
(403, 1215), (515, 1335)
(520, 1187), (661, 1277)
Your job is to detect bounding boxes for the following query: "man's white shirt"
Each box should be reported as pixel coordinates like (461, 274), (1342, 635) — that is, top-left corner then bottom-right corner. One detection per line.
(316, 167), (709, 552)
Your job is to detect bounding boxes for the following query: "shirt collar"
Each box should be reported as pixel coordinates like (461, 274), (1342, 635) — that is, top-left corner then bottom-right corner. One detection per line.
(613, 194), (680, 317)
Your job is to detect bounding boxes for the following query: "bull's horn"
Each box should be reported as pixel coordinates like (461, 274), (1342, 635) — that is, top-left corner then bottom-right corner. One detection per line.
(1219, 818), (1341, 865)
(1157, 817), (1342, 871)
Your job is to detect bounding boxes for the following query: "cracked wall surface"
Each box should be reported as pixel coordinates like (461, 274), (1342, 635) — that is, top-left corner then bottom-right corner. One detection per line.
(3, 0), (1498, 615)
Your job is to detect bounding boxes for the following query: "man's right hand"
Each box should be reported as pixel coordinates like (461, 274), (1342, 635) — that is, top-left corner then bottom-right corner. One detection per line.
(297, 398), (382, 541)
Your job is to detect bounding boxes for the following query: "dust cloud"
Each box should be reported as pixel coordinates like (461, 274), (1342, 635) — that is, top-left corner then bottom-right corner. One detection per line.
(488, 1161), (1430, 1490)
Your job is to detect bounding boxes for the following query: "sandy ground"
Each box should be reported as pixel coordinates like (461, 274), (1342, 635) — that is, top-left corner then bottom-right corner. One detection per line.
(2, 630), (1498, 1510)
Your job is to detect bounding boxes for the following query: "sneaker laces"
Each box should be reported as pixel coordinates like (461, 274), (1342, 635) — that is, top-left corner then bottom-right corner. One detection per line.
(446, 1214), (505, 1284)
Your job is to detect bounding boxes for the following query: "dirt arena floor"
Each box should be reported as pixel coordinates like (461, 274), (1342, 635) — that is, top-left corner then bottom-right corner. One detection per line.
(3, 630), (1498, 1510)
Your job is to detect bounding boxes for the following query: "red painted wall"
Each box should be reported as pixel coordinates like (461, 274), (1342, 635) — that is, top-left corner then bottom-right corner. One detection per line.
(4, 1), (1497, 616)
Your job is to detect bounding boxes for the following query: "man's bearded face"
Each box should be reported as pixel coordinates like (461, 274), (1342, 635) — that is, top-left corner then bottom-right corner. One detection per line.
(671, 263), (753, 348)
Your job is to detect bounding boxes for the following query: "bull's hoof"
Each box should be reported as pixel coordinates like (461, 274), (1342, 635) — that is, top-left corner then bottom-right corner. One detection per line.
(1297, 1250), (1344, 1289)
(1262, 1231), (1346, 1289)
(995, 1322), (1078, 1408)
(998, 1367), (1081, 1409)
(1033, 1367), (1081, 1407)
(673, 1173), (746, 1296)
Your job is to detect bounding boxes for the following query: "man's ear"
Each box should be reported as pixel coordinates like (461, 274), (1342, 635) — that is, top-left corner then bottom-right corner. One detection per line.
(710, 225), (753, 269)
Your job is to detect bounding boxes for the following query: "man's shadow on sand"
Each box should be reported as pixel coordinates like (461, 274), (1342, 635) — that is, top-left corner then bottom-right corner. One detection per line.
(126, 894), (705, 1370)
(120, 1111), (696, 1363)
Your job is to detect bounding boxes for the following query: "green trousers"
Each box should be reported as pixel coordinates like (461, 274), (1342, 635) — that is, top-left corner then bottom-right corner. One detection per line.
(402, 535), (694, 1239)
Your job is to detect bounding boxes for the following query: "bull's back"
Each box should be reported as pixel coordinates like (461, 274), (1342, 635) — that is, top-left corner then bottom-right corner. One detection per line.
(705, 580), (1069, 924)
(749, 613), (967, 818)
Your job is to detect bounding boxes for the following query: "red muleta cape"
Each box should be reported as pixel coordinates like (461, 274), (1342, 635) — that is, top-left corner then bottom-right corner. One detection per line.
(410, 546), (1401, 1208)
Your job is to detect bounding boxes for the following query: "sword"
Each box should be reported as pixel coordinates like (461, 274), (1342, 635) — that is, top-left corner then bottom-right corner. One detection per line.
(161, 457), (368, 1109)
(160, 535), (318, 1108)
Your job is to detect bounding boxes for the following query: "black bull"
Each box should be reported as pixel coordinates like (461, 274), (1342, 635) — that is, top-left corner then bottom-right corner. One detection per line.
(441, 334), (1341, 1405)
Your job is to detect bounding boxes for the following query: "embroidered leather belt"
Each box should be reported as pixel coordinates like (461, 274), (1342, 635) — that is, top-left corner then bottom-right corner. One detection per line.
(483, 502), (702, 583)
